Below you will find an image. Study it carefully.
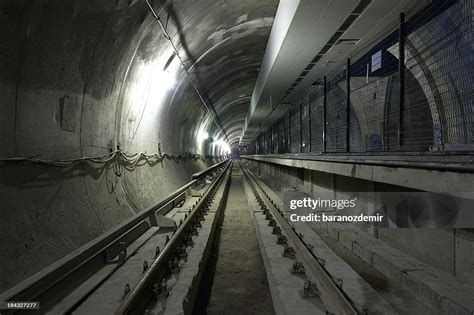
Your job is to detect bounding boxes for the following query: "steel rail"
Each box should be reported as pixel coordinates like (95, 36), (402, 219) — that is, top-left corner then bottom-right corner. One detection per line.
(241, 164), (359, 315)
(0, 160), (229, 314)
(115, 160), (232, 314)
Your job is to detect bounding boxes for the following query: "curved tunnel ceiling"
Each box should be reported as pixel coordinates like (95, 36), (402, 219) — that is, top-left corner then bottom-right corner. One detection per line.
(0, 0), (278, 159)
(148, 0), (278, 152)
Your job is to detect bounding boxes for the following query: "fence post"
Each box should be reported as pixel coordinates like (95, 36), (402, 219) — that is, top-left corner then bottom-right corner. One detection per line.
(299, 102), (303, 153)
(265, 130), (270, 154)
(276, 121), (280, 154)
(308, 99), (312, 152)
(346, 57), (351, 153)
(271, 124), (274, 154)
(263, 133), (266, 154)
(398, 12), (406, 150)
(288, 109), (292, 153)
(323, 76), (327, 153)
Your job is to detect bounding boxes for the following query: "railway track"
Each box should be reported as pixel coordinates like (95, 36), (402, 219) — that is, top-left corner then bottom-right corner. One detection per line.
(0, 160), (231, 315)
(116, 161), (231, 314)
(2, 160), (368, 314)
(241, 162), (360, 315)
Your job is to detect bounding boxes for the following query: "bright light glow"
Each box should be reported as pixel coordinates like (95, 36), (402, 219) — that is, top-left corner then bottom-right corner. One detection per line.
(197, 130), (209, 142)
(130, 60), (176, 110)
(151, 69), (176, 92)
(214, 139), (231, 155)
(126, 55), (178, 140)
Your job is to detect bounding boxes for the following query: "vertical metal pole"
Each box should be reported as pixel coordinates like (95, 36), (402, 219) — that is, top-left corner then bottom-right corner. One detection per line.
(279, 119), (282, 153)
(259, 136), (261, 154)
(288, 109), (291, 153)
(265, 131), (268, 154)
(271, 125), (274, 153)
(299, 102), (303, 153)
(398, 12), (405, 150)
(270, 128), (272, 154)
(308, 100), (312, 152)
(267, 130), (270, 154)
(272, 124), (275, 154)
(264, 133), (266, 154)
(275, 121), (278, 154)
(268, 130), (270, 154)
(277, 121), (280, 154)
(346, 57), (351, 153)
(280, 119), (283, 153)
(323, 76), (327, 153)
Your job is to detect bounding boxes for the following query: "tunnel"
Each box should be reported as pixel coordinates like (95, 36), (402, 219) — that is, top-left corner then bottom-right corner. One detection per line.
(0, 0), (473, 314)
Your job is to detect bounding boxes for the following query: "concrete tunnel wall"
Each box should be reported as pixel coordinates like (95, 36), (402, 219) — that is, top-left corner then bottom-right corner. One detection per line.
(0, 0), (278, 291)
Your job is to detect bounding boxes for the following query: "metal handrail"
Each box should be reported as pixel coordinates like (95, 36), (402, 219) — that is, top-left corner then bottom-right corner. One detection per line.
(191, 159), (227, 179)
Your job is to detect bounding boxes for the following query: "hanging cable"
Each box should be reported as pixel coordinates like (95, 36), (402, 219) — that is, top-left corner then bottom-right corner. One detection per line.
(145, 0), (229, 142)
(0, 150), (207, 168)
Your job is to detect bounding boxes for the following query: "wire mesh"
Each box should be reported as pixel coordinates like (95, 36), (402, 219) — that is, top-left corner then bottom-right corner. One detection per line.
(270, 123), (277, 154)
(349, 30), (399, 152)
(255, 133), (263, 154)
(301, 100), (310, 153)
(277, 118), (286, 153)
(403, 0), (473, 149)
(325, 64), (348, 152)
(309, 86), (325, 152)
(283, 112), (291, 153)
(252, 0), (472, 155)
(265, 129), (271, 154)
(290, 108), (300, 153)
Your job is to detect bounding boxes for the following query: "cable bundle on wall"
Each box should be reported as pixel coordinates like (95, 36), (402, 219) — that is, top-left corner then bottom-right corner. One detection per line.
(0, 150), (206, 168)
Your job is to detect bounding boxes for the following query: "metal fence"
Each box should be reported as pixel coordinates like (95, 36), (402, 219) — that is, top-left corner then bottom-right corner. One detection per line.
(247, 0), (473, 155)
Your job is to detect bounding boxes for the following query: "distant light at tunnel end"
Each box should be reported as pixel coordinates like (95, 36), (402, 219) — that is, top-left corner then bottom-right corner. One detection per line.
(214, 139), (231, 154)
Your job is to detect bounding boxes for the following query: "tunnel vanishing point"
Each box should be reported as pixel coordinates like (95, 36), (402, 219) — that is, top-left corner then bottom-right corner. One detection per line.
(0, 0), (473, 314)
